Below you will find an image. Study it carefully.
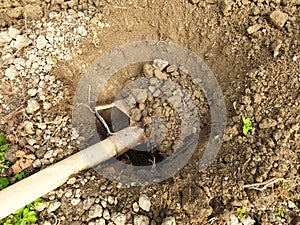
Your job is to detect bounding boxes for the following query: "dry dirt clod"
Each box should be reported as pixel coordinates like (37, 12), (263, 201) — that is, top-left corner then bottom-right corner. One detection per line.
(271, 39), (283, 57)
(269, 9), (289, 28)
(247, 24), (263, 34)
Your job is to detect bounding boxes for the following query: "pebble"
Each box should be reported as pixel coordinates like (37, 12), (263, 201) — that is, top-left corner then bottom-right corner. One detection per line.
(11, 35), (30, 49)
(77, 26), (88, 36)
(65, 190), (73, 198)
(26, 99), (40, 114)
(28, 89), (38, 97)
(134, 215), (150, 225)
(269, 10), (288, 28)
(161, 217), (176, 225)
(220, 0), (232, 16)
(24, 4), (44, 20)
(103, 209), (110, 220)
(143, 63), (154, 77)
(259, 118), (277, 129)
(111, 213), (127, 225)
(43, 102), (52, 110)
(271, 39), (282, 57)
(138, 194), (151, 212)
(83, 197), (95, 210)
(0, 32), (12, 44)
(67, 177), (76, 185)
(71, 198), (81, 206)
(36, 35), (48, 50)
(88, 204), (103, 219)
(153, 59), (168, 71)
(8, 27), (21, 39)
(154, 69), (168, 80)
(247, 24), (262, 34)
(5, 66), (18, 80)
(47, 201), (61, 213)
(95, 219), (106, 225)
(6, 7), (23, 19)
(28, 139), (36, 146)
(32, 159), (42, 168)
(133, 202), (139, 212)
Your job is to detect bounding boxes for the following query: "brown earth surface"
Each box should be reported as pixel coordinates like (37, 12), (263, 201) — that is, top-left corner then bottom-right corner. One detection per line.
(0, 0), (299, 224)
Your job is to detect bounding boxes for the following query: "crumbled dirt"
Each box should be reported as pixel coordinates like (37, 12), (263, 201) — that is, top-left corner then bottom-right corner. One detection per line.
(0, 0), (299, 224)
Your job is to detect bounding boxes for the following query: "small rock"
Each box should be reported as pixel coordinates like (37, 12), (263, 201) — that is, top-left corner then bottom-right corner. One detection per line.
(47, 201), (61, 213)
(27, 99), (40, 114)
(88, 204), (103, 219)
(107, 196), (115, 205)
(14, 58), (26, 70)
(133, 202), (139, 212)
(71, 198), (81, 206)
(8, 27), (21, 39)
(28, 89), (38, 97)
(0, 32), (12, 44)
(23, 121), (35, 134)
(166, 65), (178, 73)
(168, 95), (182, 108)
(288, 201), (296, 208)
(227, 214), (240, 225)
(269, 10), (288, 28)
(65, 190), (73, 198)
(225, 126), (239, 137)
(5, 66), (18, 80)
(220, 0), (232, 16)
(67, 177), (76, 185)
(28, 139), (36, 146)
(138, 194), (151, 212)
(24, 4), (43, 20)
(103, 209), (110, 220)
(83, 197), (95, 210)
(77, 26), (88, 36)
(253, 93), (262, 104)
(161, 217), (176, 225)
(241, 217), (255, 225)
(4, 145), (18, 163)
(36, 35), (48, 50)
(271, 39), (282, 57)
(241, 96), (251, 105)
(143, 63), (154, 77)
(111, 213), (126, 225)
(259, 118), (277, 129)
(154, 69), (168, 79)
(32, 159), (41, 168)
(35, 202), (47, 212)
(130, 108), (142, 122)
(95, 219), (106, 225)
(11, 35), (30, 49)
(6, 7), (24, 19)
(153, 59), (168, 71)
(247, 24), (262, 34)
(134, 215), (150, 225)
(43, 102), (52, 110)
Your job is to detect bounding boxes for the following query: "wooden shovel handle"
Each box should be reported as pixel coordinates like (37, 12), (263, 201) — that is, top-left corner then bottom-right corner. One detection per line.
(0, 126), (144, 220)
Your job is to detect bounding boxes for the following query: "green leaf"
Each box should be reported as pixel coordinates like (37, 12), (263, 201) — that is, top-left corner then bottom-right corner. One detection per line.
(15, 172), (25, 181)
(278, 207), (285, 218)
(237, 206), (246, 220)
(0, 133), (5, 144)
(0, 177), (9, 190)
(0, 144), (9, 151)
(242, 117), (253, 135)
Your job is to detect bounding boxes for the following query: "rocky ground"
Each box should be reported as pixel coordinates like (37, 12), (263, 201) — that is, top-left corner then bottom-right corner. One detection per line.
(0, 0), (299, 224)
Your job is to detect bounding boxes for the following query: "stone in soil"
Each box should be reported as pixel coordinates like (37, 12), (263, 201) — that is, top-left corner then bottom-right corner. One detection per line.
(161, 217), (176, 225)
(24, 4), (44, 20)
(88, 204), (103, 219)
(269, 10), (288, 28)
(134, 215), (150, 225)
(247, 24), (262, 34)
(111, 213), (126, 225)
(138, 194), (151, 212)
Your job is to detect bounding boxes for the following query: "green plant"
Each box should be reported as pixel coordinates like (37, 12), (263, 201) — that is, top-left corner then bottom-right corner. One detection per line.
(0, 198), (43, 225)
(0, 177), (9, 190)
(15, 171), (25, 181)
(242, 117), (253, 135)
(278, 207), (285, 218)
(237, 206), (246, 220)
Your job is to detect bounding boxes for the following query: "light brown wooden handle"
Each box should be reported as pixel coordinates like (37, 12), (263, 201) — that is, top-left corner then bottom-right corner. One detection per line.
(0, 127), (144, 220)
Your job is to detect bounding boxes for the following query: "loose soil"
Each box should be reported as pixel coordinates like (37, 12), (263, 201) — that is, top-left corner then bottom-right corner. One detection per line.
(0, 0), (299, 225)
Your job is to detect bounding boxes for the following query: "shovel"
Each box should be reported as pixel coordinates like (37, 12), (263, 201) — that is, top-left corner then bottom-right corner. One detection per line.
(0, 102), (145, 220)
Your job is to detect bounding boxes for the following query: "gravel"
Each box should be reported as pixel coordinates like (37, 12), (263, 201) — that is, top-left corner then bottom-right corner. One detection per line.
(138, 194), (151, 212)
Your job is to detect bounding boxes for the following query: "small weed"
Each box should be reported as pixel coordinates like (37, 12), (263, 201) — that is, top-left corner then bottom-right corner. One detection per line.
(242, 117), (253, 135)
(0, 133), (12, 173)
(0, 198), (43, 225)
(278, 207), (286, 218)
(237, 206), (246, 220)
(0, 177), (9, 190)
(15, 171), (25, 181)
